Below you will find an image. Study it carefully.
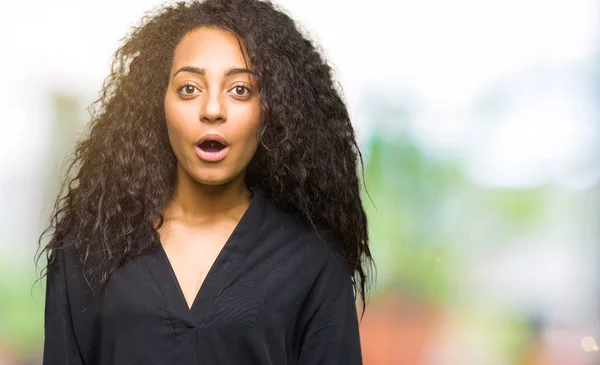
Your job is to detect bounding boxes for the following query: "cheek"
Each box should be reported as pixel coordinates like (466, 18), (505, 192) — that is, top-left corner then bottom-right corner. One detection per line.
(246, 102), (262, 137)
(241, 110), (262, 151)
(164, 96), (195, 142)
(228, 102), (261, 144)
(248, 122), (261, 150)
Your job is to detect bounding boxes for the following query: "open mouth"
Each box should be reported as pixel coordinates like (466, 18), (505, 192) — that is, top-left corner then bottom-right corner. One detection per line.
(197, 140), (227, 152)
(194, 134), (230, 162)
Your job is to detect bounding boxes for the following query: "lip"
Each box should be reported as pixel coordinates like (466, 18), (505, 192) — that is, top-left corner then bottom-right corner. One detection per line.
(194, 133), (230, 162)
(195, 133), (230, 147)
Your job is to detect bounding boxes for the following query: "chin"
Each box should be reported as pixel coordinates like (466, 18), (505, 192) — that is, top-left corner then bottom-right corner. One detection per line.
(191, 168), (237, 186)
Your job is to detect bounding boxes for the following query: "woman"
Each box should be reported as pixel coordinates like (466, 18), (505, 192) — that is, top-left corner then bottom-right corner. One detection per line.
(39, 0), (374, 363)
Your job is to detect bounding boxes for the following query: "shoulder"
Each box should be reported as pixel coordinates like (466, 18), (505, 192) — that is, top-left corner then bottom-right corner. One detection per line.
(260, 204), (359, 331)
(260, 194), (352, 292)
(47, 227), (102, 298)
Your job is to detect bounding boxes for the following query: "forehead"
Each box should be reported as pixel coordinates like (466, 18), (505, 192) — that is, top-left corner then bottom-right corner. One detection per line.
(171, 27), (249, 71)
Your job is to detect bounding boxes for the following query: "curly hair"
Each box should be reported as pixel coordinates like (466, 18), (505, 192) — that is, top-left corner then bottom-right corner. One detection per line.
(38, 0), (374, 315)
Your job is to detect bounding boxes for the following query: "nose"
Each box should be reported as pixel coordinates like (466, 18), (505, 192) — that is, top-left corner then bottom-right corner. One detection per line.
(199, 90), (225, 124)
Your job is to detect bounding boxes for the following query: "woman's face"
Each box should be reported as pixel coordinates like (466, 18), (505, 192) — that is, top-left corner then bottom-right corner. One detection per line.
(164, 27), (261, 186)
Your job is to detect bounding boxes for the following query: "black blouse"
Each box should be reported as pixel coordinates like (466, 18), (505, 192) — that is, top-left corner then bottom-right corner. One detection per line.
(43, 188), (363, 364)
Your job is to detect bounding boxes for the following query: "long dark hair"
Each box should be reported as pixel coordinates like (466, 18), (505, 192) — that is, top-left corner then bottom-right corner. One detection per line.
(38, 0), (374, 315)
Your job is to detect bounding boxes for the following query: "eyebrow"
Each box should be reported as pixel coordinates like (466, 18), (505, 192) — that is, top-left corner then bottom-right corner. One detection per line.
(173, 66), (256, 78)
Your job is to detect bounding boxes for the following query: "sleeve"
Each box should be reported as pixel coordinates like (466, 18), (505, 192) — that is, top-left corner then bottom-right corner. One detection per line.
(43, 248), (85, 365)
(298, 277), (363, 365)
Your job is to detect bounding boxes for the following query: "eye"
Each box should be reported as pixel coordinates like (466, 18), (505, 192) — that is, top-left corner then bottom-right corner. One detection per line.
(178, 84), (200, 96)
(229, 85), (251, 98)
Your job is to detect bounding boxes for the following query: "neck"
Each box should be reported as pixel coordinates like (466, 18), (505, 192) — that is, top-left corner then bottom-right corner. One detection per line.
(163, 165), (252, 223)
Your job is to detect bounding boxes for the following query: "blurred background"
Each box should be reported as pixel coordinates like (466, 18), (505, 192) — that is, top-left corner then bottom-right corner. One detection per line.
(0, 0), (598, 364)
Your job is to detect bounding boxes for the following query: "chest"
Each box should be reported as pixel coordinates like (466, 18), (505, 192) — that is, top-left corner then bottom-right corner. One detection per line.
(87, 247), (312, 365)
(157, 223), (235, 310)
(90, 208), (322, 330)
(95, 241), (311, 331)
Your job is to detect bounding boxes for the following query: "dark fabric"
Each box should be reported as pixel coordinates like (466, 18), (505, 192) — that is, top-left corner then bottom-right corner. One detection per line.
(43, 188), (362, 365)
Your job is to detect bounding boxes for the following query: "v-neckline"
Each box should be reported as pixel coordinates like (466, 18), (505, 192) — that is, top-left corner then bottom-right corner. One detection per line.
(157, 242), (204, 312)
(145, 187), (267, 327)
